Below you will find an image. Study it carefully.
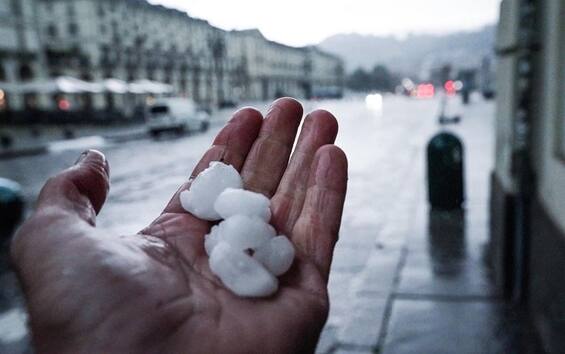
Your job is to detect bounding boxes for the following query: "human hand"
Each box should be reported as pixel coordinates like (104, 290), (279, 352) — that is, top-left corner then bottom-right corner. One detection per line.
(11, 98), (348, 354)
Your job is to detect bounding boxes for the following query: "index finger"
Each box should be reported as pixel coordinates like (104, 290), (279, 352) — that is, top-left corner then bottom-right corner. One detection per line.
(240, 98), (303, 197)
(160, 108), (263, 215)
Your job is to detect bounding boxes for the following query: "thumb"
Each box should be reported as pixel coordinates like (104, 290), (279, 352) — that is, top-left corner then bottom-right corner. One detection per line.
(36, 149), (110, 225)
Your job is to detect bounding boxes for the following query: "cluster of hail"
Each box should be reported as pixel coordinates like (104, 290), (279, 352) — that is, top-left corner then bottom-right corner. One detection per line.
(180, 162), (295, 298)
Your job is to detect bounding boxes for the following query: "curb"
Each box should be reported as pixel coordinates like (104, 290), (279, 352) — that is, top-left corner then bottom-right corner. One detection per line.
(0, 129), (149, 160)
(0, 146), (48, 160)
(0, 121), (227, 160)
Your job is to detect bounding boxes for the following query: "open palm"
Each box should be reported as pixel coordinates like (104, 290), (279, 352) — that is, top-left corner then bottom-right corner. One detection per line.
(12, 98), (348, 354)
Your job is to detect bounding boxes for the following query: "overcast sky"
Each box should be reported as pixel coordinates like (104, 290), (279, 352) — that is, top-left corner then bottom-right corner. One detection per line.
(148, 0), (502, 47)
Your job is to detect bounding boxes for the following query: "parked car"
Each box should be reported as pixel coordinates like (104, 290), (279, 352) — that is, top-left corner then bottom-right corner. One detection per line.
(146, 98), (210, 137)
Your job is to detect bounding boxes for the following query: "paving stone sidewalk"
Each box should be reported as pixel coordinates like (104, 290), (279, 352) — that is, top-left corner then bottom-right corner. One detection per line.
(316, 98), (540, 354)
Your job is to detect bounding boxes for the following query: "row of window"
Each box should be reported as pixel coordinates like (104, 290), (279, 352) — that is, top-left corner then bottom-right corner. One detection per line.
(0, 62), (35, 81)
(46, 22), (79, 38)
(44, 2), (75, 17)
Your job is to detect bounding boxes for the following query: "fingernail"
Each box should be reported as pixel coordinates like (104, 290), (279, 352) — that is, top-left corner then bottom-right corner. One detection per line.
(75, 150), (108, 173)
(75, 150), (89, 164)
(228, 113), (238, 123)
(103, 159), (110, 176)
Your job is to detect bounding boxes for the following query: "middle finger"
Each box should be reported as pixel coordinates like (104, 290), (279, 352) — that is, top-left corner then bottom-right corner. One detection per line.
(240, 97), (303, 197)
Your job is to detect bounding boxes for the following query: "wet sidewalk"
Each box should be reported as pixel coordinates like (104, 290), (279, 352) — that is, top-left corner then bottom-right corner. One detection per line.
(316, 98), (540, 354)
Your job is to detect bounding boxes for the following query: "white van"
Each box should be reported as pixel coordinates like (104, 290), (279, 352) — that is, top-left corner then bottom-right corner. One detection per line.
(146, 98), (210, 136)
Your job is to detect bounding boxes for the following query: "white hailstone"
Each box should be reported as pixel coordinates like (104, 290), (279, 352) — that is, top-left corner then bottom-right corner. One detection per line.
(180, 162), (243, 221)
(204, 225), (220, 256)
(209, 242), (278, 297)
(214, 188), (272, 222)
(182, 161), (296, 298)
(216, 215), (275, 253)
(254, 236), (296, 276)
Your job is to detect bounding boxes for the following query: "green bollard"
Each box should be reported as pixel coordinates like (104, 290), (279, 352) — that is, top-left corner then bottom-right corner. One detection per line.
(427, 132), (465, 210)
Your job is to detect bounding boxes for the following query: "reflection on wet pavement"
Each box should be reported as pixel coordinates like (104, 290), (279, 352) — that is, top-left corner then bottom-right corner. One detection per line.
(398, 207), (495, 299)
(383, 209), (541, 354)
(428, 210), (466, 277)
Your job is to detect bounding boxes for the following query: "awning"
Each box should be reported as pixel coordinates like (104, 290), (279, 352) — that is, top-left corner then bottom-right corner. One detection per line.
(0, 77), (173, 95)
(100, 79), (129, 94)
(9, 77), (103, 94)
(129, 79), (173, 94)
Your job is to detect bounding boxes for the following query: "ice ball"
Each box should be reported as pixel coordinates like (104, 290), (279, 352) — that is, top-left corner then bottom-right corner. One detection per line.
(205, 215), (275, 256)
(214, 188), (271, 222)
(204, 225), (220, 256)
(180, 161), (243, 221)
(254, 236), (295, 276)
(209, 242), (278, 297)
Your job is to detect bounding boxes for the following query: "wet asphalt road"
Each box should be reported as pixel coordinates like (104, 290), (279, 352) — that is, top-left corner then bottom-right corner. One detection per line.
(1, 95), (512, 353)
(2, 96), (442, 235)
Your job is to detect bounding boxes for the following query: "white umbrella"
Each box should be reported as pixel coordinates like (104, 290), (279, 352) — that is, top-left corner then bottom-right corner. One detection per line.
(57, 76), (103, 93)
(13, 76), (102, 94)
(101, 79), (129, 94)
(127, 81), (148, 94)
(129, 79), (173, 94)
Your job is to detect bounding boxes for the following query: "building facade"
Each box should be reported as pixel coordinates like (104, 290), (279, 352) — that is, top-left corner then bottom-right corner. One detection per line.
(490, 0), (565, 351)
(0, 0), (46, 111)
(1, 0), (344, 116)
(39, 0), (228, 113)
(227, 29), (344, 101)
